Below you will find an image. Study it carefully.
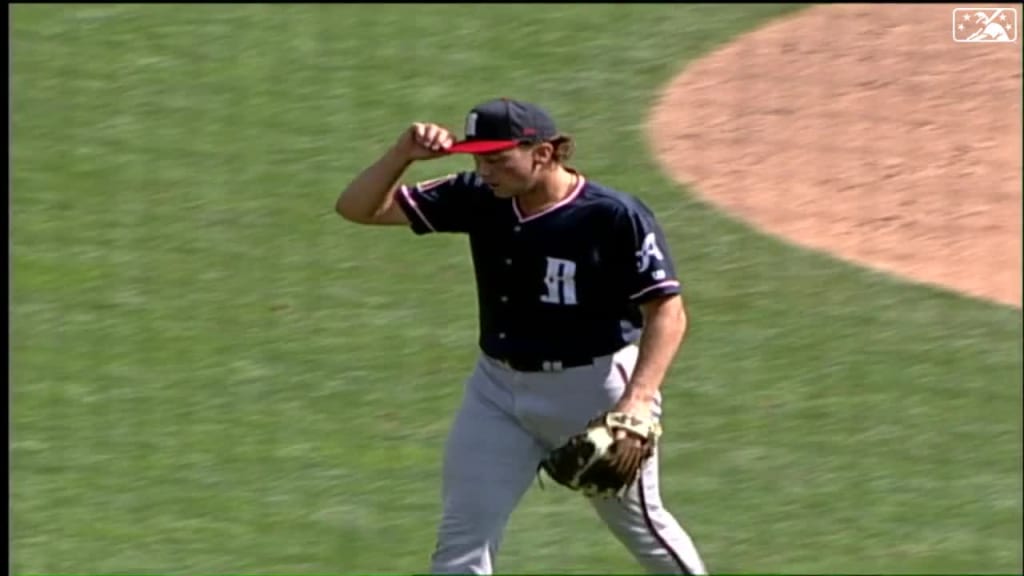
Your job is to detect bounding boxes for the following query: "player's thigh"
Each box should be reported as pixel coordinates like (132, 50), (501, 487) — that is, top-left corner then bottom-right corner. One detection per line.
(588, 454), (707, 574)
(441, 366), (547, 507)
(603, 345), (663, 417)
(586, 447), (666, 527)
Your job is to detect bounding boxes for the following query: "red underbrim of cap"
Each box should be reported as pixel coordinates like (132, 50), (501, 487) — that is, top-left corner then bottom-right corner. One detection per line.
(445, 140), (520, 154)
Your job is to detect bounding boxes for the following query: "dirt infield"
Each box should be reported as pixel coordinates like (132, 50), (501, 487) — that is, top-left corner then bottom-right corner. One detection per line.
(650, 4), (1022, 307)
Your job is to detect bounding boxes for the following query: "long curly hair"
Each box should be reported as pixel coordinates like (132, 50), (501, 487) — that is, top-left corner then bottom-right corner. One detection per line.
(550, 134), (576, 164)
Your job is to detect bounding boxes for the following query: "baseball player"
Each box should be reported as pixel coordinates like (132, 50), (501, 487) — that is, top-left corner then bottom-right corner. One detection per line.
(335, 98), (707, 575)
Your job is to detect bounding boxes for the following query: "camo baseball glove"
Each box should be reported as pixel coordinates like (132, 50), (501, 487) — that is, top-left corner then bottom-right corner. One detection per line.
(538, 411), (662, 499)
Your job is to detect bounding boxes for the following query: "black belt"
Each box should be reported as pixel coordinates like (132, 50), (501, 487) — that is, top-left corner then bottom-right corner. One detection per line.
(491, 355), (596, 372)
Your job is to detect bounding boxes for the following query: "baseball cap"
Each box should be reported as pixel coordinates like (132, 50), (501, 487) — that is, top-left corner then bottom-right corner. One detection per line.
(446, 98), (559, 154)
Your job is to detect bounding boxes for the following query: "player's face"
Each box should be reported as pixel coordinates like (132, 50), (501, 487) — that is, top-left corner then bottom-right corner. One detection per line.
(473, 148), (528, 197)
(473, 145), (544, 198)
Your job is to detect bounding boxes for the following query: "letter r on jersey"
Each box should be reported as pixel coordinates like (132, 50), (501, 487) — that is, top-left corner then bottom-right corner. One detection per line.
(540, 257), (578, 306)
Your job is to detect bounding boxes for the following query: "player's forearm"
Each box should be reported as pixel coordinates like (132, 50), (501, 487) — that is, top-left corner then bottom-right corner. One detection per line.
(623, 296), (687, 404)
(335, 146), (413, 223)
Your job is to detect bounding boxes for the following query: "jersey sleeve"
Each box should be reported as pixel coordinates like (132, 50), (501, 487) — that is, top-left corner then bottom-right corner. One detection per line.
(613, 202), (682, 304)
(393, 171), (479, 235)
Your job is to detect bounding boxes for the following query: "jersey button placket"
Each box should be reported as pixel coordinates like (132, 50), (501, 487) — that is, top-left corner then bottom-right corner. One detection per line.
(499, 225), (518, 347)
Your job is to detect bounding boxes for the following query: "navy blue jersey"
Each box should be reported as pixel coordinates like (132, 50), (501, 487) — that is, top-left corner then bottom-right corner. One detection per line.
(394, 171), (682, 365)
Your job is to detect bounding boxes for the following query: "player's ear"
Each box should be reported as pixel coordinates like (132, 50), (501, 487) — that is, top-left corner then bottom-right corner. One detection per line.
(530, 141), (556, 165)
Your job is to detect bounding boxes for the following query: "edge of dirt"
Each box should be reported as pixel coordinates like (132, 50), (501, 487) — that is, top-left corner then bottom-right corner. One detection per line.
(647, 3), (1023, 309)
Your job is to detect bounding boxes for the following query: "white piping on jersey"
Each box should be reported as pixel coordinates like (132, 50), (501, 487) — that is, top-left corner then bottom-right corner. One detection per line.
(630, 280), (680, 300)
(512, 175), (586, 224)
(400, 185), (436, 233)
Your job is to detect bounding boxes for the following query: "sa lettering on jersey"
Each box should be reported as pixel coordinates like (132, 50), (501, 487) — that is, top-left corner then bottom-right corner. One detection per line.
(635, 232), (665, 273)
(540, 257), (578, 306)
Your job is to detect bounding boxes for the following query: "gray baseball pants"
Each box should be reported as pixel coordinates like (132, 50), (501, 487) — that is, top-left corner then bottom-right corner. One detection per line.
(429, 344), (707, 574)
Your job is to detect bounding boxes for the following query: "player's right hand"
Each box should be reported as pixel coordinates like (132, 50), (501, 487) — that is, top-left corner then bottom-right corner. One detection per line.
(395, 122), (455, 161)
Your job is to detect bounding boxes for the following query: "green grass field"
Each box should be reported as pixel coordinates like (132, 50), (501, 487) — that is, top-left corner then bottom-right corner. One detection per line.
(11, 3), (1023, 574)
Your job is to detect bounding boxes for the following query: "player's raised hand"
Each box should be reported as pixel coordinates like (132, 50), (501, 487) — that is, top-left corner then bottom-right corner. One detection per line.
(395, 122), (455, 161)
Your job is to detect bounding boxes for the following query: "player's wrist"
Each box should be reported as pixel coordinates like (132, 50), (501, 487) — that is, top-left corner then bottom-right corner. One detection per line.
(385, 145), (417, 166)
(614, 392), (657, 417)
(621, 391), (657, 404)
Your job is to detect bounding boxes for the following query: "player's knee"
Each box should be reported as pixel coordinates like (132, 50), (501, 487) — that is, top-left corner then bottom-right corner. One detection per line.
(438, 504), (508, 539)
